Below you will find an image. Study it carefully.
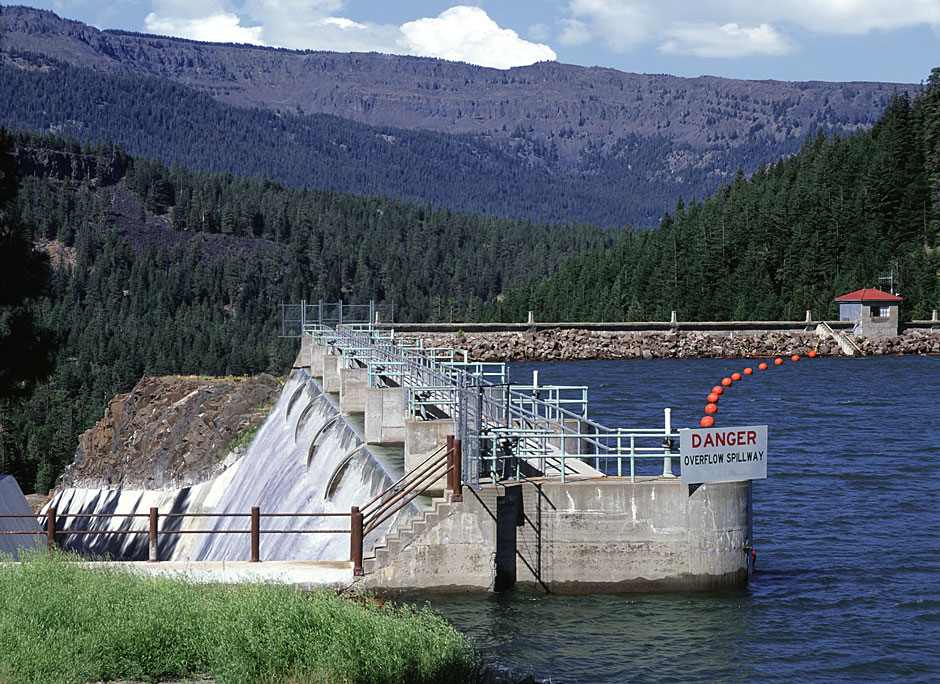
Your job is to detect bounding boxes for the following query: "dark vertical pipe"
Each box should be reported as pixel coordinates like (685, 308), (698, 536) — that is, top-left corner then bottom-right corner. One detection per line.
(446, 434), (456, 497)
(250, 506), (260, 562)
(350, 506), (363, 576)
(149, 507), (159, 563)
(452, 439), (463, 502)
(46, 506), (56, 556)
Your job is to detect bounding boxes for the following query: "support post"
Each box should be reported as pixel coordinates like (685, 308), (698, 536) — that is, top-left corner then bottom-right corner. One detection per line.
(446, 435), (456, 499)
(350, 506), (363, 576)
(149, 507), (159, 562)
(250, 506), (260, 562)
(452, 438), (463, 502)
(46, 506), (56, 556)
(661, 407), (676, 478)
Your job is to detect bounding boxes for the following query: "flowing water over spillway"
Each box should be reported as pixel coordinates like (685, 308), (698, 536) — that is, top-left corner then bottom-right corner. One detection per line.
(192, 370), (406, 561)
(45, 370), (409, 562)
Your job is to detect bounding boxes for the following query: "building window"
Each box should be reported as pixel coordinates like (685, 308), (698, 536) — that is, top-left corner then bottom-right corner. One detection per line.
(879, 306), (890, 317)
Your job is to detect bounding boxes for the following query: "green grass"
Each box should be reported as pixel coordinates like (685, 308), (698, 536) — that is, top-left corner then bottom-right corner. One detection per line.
(225, 424), (260, 454)
(0, 551), (481, 684)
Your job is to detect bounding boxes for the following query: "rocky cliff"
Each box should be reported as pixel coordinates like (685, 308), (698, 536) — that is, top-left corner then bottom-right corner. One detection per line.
(61, 374), (280, 490)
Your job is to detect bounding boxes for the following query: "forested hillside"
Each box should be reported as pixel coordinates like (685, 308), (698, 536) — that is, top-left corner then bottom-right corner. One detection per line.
(0, 132), (616, 492)
(486, 76), (940, 323)
(1, 52), (683, 227)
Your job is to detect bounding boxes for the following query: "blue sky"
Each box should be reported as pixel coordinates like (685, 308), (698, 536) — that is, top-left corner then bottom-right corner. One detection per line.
(9, 1), (939, 83)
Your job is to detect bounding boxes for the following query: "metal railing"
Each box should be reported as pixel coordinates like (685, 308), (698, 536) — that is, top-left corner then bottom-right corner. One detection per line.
(1, 437), (466, 576)
(478, 427), (678, 483)
(281, 300), (394, 337)
(307, 319), (680, 488)
(354, 437), (462, 575)
(0, 508), (352, 564)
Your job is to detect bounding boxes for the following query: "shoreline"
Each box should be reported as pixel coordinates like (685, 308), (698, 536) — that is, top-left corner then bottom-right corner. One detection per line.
(404, 328), (940, 362)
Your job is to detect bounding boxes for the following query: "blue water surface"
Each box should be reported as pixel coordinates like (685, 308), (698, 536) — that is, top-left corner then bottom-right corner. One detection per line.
(409, 355), (940, 683)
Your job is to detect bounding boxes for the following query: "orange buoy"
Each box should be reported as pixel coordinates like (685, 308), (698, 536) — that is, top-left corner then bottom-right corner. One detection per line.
(705, 403), (718, 414)
(707, 392), (720, 403)
(774, 358), (783, 366)
(731, 372), (742, 381)
(808, 350), (817, 358)
(712, 386), (724, 395)
(721, 377), (732, 387)
(758, 362), (768, 370)
(743, 367), (753, 375)
(701, 415), (715, 427)
(791, 354), (800, 362)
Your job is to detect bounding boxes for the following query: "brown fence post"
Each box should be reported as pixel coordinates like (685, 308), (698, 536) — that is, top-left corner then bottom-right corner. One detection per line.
(446, 434), (456, 497)
(452, 439), (463, 502)
(250, 506), (260, 562)
(46, 506), (56, 556)
(149, 507), (159, 563)
(350, 506), (363, 576)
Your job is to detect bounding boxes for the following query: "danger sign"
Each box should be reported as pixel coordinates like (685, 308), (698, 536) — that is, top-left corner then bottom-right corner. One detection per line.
(679, 425), (767, 484)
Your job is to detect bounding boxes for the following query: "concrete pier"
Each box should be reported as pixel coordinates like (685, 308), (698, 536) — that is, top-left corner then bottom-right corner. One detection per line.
(360, 477), (750, 594)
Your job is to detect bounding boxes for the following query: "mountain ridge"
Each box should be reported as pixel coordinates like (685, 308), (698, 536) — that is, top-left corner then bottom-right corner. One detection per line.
(2, 5), (908, 161)
(1, 5), (911, 218)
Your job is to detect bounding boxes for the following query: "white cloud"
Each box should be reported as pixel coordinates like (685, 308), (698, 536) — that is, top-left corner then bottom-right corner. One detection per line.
(318, 17), (367, 31)
(558, 18), (593, 46)
(140, 2), (555, 68)
(659, 22), (791, 57)
(528, 23), (552, 42)
(564, 0), (940, 57)
(399, 7), (556, 68)
(144, 11), (265, 45)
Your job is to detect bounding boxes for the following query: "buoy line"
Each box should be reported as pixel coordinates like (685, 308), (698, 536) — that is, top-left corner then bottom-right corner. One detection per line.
(699, 349), (817, 427)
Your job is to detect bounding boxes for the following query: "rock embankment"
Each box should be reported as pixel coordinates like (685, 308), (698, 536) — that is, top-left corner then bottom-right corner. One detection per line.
(62, 374), (281, 490)
(406, 328), (940, 362)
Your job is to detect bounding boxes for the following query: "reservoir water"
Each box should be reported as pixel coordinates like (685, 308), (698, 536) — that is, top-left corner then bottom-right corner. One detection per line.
(407, 355), (940, 683)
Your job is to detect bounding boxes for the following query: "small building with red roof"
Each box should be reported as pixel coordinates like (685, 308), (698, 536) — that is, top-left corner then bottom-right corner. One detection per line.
(835, 287), (903, 338)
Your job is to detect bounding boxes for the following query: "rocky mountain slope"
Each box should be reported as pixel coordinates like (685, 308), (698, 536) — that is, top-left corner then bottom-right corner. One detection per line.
(61, 374), (280, 490)
(0, 6), (914, 227)
(1, 6), (906, 164)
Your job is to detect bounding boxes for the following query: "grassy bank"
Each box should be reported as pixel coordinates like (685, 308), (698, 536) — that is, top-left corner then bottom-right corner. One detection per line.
(0, 551), (480, 684)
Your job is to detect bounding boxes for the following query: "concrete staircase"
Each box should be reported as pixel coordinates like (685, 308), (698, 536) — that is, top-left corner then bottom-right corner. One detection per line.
(362, 492), (454, 574)
(817, 321), (864, 356)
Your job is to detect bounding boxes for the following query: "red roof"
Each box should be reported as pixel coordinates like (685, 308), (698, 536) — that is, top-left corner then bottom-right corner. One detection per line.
(834, 288), (903, 302)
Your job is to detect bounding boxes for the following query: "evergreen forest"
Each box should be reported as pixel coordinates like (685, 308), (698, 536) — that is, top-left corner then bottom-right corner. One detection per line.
(0, 128), (616, 491)
(487, 74), (940, 324)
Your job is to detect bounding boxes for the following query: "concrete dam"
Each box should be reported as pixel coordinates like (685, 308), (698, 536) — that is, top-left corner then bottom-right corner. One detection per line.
(10, 307), (753, 593)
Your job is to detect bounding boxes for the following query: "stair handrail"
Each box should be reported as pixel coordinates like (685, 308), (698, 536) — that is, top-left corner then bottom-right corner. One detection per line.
(818, 320), (864, 356)
(360, 442), (449, 516)
(363, 461), (453, 536)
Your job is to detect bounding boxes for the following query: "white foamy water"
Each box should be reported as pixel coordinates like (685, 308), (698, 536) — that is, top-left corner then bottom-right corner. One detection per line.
(43, 370), (412, 562)
(192, 370), (410, 561)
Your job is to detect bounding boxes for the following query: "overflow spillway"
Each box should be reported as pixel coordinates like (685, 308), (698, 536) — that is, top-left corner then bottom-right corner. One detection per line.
(28, 303), (753, 593)
(39, 368), (415, 564)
